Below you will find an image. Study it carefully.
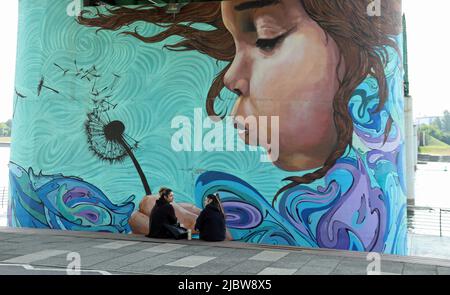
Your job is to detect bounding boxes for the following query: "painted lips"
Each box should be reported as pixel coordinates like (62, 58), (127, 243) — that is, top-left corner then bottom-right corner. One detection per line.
(234, 121), (250, 135)
(231, 96), (249, 136)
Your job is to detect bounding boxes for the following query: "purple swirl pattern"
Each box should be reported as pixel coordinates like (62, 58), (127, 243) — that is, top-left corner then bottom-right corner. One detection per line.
(316, 159), (386, 251)
(223, 201), (263, 229)
(277, 156), (387, 252)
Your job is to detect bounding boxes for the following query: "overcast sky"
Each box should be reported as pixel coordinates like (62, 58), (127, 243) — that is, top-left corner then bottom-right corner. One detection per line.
(403, 0), (450, 118)
(0, 0), (18, 122)
(1, 0), (449, 122)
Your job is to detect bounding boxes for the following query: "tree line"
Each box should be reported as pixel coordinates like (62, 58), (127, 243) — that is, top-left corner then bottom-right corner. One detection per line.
(0, 119), (12, 137)
(419, 110), (450, 145)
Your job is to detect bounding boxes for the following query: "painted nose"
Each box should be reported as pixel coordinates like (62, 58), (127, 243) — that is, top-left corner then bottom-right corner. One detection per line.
(224, 56), (250, 97)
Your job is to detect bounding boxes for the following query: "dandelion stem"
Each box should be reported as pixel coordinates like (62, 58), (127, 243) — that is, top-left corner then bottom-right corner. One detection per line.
(119, 137), (152, 196)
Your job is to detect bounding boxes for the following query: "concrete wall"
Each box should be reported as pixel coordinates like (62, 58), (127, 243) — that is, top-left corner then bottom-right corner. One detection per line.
(9, 0), (406, 254)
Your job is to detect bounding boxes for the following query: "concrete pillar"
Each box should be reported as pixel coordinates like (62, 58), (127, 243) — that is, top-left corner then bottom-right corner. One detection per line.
(405, 95), (415, 206)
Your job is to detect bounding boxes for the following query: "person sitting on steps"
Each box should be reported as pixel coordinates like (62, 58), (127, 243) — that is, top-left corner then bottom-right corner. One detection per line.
(146, 187), (179, 239)
(195, 193), (226, 242)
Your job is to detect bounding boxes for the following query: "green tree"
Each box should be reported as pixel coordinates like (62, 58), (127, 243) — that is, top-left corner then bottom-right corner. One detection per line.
(432, 117), (443, 131)
(443, 110), (450, 132)
(418, 124), (450, 145)
(5, 119), (12, 130)
(0, 123), (9, 137)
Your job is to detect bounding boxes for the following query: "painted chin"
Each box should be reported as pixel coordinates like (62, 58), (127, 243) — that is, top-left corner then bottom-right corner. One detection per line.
(271, 158), (285, 170)
(271, 155), (302, 172)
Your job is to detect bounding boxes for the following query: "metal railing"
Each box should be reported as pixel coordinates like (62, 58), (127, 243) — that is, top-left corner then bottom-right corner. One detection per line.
(407, 205), (450, 237)
(0, 186), (8, 209)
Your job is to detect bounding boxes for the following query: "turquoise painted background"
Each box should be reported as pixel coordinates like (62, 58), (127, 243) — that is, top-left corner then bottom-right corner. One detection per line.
(9, 0), (407, 254)
(12, 0), (292, 203)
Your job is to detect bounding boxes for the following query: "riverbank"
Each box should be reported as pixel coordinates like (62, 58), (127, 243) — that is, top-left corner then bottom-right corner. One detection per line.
(418, 154), (450, 163)
(0, 137), (10, 147)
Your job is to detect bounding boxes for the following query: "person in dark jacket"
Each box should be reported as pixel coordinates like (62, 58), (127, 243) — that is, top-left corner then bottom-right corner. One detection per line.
(147, 187), (178, 239)
(195, 194), (226, 242)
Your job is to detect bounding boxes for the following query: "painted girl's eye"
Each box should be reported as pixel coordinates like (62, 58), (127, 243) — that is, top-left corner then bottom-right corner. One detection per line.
(255, 28), (294, 53)
(255, 34), (284, 52)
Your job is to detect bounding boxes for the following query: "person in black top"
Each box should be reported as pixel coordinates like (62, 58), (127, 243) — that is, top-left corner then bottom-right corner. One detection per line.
(147, 187), (178, 239)
(195, 194), (226, 242)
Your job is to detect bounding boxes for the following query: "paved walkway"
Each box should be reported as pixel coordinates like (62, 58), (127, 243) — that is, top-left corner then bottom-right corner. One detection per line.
(0, 227), (449, 275)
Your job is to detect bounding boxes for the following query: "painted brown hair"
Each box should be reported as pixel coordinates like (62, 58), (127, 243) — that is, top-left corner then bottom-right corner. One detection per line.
(79, 0), (402, 202)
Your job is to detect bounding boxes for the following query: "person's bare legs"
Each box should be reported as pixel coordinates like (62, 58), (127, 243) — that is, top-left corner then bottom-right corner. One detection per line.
(129, 195), (200, 234)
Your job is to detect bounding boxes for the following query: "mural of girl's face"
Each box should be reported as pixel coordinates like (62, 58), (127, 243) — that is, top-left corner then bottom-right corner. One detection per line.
(222, 0), (344, 171)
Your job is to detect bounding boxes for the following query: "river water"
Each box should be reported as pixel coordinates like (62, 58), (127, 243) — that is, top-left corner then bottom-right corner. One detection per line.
(0, 145), (10, 226)
(0, 146), (10, 188)
(415, 162), (450, 208)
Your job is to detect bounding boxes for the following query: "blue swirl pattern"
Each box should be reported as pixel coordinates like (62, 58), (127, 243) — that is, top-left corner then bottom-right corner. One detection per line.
(9, 162), (135, 233)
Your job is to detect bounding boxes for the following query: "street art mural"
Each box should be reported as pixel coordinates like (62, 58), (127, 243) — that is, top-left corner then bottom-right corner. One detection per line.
(9, 162), (135, 232)
(10, 0), (407, 254)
